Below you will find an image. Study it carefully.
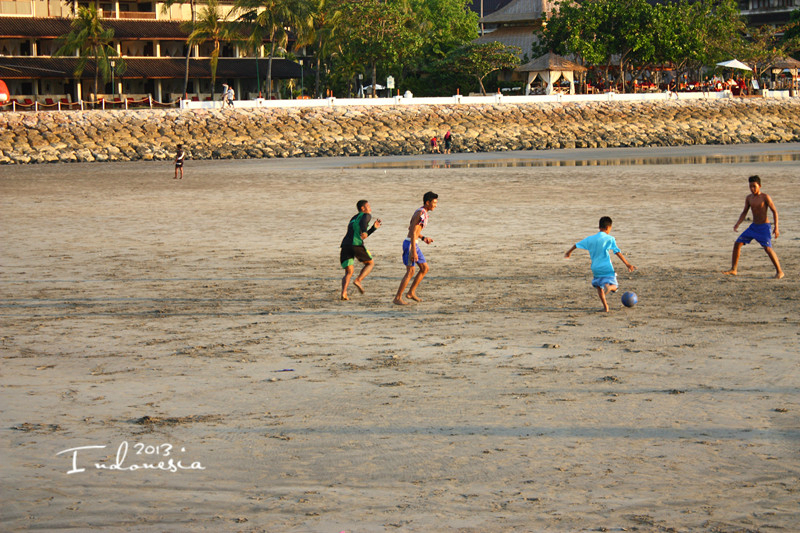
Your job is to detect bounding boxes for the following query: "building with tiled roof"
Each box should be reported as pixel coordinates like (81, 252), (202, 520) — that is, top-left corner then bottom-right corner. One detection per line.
(473, 0), (551, 61)
(0, 0), (302, 105)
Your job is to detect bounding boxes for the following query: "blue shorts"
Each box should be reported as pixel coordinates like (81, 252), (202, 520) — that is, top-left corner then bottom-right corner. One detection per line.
(591, 274), (618, 289)
(736, 223), (772, 248)
(402, 239), (426, 266)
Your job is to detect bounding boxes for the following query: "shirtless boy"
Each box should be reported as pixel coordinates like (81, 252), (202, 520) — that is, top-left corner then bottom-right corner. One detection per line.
(340, 200), (381, 300)
(565, 216), (636, 312)
(393, 192), (438, 305)
(724, 175), (784, 279)
(174, 144), (184, 179)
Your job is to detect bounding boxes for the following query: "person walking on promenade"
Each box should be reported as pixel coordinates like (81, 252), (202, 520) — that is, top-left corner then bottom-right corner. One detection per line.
(394, 192), (438, 305)
(565, 216), (636, 312)
(723, 175), (784, 279)
(340, 200), (382, 300)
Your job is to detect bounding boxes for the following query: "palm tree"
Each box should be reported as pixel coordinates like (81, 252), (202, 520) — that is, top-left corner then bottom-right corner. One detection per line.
(54, 5), (126, 108)
(161, 0), (200, 100)
(235, 0), (313, 99)
(183, 0), (238, 103)
(295, 0), (342, 98)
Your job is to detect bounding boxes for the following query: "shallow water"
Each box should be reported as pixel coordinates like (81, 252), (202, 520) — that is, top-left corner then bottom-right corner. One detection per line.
(350, 149), (800, 169)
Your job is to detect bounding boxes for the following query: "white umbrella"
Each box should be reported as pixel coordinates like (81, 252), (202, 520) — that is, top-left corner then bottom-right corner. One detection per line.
(716, 59), (752, 71)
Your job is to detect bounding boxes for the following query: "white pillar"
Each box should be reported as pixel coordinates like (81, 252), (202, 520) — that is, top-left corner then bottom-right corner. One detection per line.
(156, 41), (161, 57)
(156, 80), (163, 102)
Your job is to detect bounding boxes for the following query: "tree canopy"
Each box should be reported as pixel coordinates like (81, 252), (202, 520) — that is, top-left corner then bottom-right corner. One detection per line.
(55, 5), (126, 106)
(534, 0), (755, 92)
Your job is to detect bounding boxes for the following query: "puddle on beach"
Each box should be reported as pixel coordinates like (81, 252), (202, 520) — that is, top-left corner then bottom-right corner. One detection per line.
(350, 151), (800, 169)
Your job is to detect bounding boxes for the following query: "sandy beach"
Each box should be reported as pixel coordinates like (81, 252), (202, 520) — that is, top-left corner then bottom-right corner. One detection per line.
(1, 144), (799, 532)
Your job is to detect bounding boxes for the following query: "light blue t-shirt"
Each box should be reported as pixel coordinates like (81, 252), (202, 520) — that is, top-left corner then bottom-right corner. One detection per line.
(576, 231), (621, 277)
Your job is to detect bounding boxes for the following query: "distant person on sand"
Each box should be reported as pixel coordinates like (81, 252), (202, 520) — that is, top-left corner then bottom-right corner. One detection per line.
(565, 216), (636, 312)
(430, 136), (440, 153)
(174, 144), (184, 179)
(723, 175), (784, 279)
(443, 129), (452, 154)
(394, 191), (438, 305)
(340, 200), (382, 300)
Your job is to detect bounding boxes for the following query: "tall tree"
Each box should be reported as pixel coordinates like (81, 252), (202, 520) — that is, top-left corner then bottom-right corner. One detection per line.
(741, 21), (800, 80)
(336, 0), (422, 96)
(236, 0), (312, 99)
(55, 5), (126, 107)
(783, 9), (800, 53)
(293, 0), (343, 97)
(441, 41), (521, 95)
(408, 0), (477, 59)
(184, 0), (238, 102)
(161, 0), (200, 100)
(538, 0), (745, 92)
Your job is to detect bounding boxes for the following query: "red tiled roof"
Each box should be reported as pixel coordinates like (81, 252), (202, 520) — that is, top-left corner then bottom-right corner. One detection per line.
(0, 17), (186, 40)
(474, 26), (538, 57)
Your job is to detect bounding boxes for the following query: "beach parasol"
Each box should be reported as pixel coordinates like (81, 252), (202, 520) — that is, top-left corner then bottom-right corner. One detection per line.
(716, 59), (752, 71)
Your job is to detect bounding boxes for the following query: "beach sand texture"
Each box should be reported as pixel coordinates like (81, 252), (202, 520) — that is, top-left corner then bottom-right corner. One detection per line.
(1, 145), (799, 532)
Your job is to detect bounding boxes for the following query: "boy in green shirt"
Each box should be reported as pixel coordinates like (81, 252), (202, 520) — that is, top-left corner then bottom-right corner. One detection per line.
(340, 200), (381, 300)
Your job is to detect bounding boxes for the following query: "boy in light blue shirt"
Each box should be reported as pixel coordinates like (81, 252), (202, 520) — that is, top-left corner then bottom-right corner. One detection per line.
(565, 216), (636, 312)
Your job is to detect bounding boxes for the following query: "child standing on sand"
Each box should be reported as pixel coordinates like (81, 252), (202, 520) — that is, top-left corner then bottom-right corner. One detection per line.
(723, 175), (784, 279)
(565, 216), (636, 312)
(174, 144), (185, 179)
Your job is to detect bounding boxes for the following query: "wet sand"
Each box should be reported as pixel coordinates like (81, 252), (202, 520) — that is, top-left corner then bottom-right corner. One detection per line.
(1, 144), (799, 532)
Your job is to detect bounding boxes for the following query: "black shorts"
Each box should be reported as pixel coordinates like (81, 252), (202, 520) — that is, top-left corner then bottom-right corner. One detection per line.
(340, 245), (372, 268)
(175, 161), (183, 168)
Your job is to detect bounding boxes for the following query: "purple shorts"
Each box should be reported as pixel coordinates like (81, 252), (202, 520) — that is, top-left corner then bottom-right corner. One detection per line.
(736, 223), (772, 248)
(402, 239), (426, 266)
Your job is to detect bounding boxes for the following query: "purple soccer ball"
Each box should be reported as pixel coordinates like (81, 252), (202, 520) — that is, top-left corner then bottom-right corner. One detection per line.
(621, 291), (638, 308)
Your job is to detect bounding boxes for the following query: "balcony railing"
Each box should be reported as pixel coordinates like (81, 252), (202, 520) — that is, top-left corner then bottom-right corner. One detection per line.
(100, 10), (157, 20)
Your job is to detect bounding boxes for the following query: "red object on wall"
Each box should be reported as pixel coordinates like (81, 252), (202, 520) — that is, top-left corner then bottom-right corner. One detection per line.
(0, 80), (9, 103)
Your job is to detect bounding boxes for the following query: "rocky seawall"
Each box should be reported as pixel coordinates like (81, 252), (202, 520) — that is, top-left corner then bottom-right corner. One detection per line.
(1, 98), (799, 164)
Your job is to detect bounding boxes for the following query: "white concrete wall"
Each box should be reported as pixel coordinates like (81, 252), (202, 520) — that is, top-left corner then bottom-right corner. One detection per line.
(180, 90), (741, 110)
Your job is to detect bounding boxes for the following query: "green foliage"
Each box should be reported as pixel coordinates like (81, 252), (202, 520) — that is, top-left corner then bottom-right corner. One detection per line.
(407, 0), (478, 60)
(439, 41), (521, 95)
(780, 9), (800, 55)
(185, 0), (239, 99)
(742, 21), (800, 77)
(535, 0), (747, 92)
(312, 0), (477, 97)
(235, 0), (312, 98)
(54, 5), (126, 105)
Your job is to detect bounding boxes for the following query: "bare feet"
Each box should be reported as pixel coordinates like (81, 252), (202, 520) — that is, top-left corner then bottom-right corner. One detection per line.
(341, 294), (349, 301)
(723, 270), (737, 276)
(393, 297), (409, 305)
(353, 280), (365, 294)
(775, 271), (785, 279)
(406, 293), (422, 302)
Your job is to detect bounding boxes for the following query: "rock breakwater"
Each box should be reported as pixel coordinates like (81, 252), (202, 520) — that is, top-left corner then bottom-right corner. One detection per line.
(1, 98), (799, 164)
